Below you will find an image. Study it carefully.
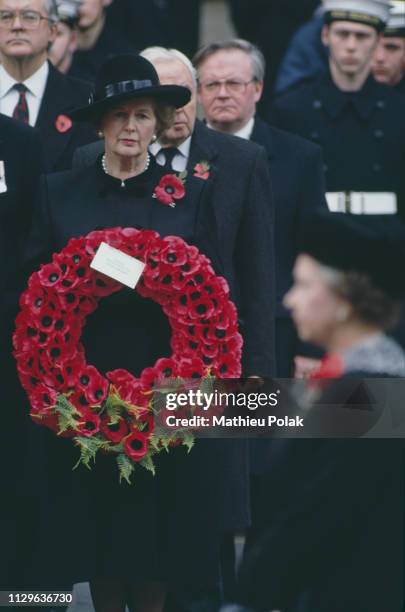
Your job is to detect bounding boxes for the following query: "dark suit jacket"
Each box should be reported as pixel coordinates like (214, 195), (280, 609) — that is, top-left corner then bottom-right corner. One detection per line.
(35, 63), (96, 172)
(250, 117), (327, 375)
(0, 114), (45, 588)
(72, 120), (276, 378)
(0, 114), (43, 316)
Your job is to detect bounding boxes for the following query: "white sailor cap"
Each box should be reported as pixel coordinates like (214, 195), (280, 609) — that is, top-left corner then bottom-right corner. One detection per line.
(323, 0), (391, 30)
(384, 1), (405, 36)
(55, 0), (81, 24)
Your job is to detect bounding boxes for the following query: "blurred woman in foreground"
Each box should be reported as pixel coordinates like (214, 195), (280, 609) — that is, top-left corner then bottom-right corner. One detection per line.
(221, 212), (405, 612)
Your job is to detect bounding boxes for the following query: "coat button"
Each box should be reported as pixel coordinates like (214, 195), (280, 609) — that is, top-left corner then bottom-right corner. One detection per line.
(372, 163), (382, 172)
(374, 129), (384, 138)
(376, 100), (385, 109)
(310, 130), (320, 140)
(313, 99), (322, 109)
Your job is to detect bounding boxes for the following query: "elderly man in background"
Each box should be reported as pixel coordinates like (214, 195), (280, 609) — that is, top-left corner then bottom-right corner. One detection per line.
(372, 0), (405, 93)
(193, 38), (328, 379)
(0, 0), (95, 170)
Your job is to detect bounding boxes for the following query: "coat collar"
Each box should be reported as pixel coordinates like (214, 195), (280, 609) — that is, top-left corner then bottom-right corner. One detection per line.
(188, 120), (219, 169)
(316, 71), (386, 120)
(250, 116), (276, 159)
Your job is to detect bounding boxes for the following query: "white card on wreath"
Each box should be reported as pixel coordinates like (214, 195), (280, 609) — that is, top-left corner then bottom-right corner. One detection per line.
(90, 241), (145, 289)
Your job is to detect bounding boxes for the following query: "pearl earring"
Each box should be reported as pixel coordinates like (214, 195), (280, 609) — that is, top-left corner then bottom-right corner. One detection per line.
(98, 130), (104, 139)
(151, 134), (157, 143)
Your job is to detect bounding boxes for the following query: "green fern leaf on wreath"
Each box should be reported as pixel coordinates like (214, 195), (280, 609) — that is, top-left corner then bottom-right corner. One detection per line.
(140, 454), (155, 475)
(73, 435), (108, 469)
(117, 453), (135, 484)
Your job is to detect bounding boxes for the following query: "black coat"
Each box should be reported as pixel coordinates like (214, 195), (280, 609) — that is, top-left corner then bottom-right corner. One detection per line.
(24, 132), (275, 583)
(237, 374), (403, 612)
(271, 72), (405, 218)
(35, 63), (96, 172)
(0, 114), (43, 304)
(250, 117), (327, 376)
(0, 114), (47, 589)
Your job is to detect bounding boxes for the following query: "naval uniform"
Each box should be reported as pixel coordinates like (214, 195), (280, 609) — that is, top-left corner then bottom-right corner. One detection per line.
(271, 71), (405, 218)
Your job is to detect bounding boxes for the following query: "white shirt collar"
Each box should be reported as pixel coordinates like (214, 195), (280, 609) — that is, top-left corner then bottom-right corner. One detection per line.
(207, 116), (255, 140)
(149, 135), (192, 159)
(0, 61), (48, 98)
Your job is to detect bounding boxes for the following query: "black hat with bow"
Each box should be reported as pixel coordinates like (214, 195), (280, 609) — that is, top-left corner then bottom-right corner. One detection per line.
(70, 54), (191, 122)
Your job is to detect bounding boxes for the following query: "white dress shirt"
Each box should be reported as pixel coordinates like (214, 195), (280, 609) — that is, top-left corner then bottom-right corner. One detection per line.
(0, 61), (49, 126)
(207, 116), (255, 141)
(149, 136), (191, 172)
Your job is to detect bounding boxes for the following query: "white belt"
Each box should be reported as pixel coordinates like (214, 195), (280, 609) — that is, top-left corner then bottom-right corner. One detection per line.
(326, 192), (397, 214)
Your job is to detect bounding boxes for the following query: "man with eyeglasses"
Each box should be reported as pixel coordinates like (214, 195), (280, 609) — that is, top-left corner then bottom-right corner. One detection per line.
(194, 39), (328, 380)
(0, 0), (95, 170)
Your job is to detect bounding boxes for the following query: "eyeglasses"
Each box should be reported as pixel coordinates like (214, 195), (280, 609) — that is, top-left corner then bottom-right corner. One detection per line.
(199, 78), (256, 95)
(0, 10), (51, 29)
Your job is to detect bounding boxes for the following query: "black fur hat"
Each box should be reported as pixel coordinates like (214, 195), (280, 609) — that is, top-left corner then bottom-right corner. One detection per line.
(298, 211), (405, 298)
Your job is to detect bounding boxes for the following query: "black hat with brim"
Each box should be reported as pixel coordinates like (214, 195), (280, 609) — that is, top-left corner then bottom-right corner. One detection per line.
(298, 211), (405, 299)
(70, 54), (191, 122)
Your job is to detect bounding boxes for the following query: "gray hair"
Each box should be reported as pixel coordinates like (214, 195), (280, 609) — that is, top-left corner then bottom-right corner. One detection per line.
(319, 262), (400, 330)
(44, 0), (60, 23)
(141, 46), (197, 88)
(192, 39), (266, 82)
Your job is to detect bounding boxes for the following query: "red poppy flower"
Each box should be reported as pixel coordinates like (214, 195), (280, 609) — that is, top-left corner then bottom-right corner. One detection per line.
(38, 261), (67, 289)
(137, 413), (154, 438)
(124, 430), (148, 461)
(30, 383), (57, 411)
(154, 174), (185, 206)
(101, 415), (129, 444)
(310, 354), (344, 380)
(74, 407), (101, 437)
(154, 357), (178, 379)
(193, 162), (210, 180)
(212, 353), (241, 378)
(55, 114), (72, 133)
(178, 358), (207, 379)
(78, 365), (108, 405)
(58, 354), (85, 387)
(159, 236), (189, 266)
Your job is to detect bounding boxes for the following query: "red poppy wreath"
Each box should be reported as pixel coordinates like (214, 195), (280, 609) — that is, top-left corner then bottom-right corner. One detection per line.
(14, 228), (242, 483)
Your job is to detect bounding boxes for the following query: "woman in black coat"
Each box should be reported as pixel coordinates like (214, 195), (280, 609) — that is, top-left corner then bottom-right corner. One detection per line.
(24, 54), (250, 612)
(223, 212), (405, 612)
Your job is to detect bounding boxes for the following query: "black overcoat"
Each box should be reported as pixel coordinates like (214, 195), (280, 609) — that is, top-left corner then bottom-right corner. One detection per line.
(237, 373), (403, 612)
(24, 141), (275, 584)
(0, 114), (46, 589)
(250, 117), (327, 376)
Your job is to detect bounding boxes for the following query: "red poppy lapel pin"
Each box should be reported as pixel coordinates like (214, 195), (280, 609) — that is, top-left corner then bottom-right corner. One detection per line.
(55, 114), (72, 133)
(193, 160), (210, 180)
(153, 172), (186, 208)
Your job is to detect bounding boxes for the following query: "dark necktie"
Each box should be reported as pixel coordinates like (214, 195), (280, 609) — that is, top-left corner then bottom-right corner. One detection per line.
(12, 83), (29, 124)
(161, 147), (178, 172)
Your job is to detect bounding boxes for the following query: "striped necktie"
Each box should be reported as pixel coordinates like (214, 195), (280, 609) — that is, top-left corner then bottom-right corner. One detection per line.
(12, 83), (29, 124)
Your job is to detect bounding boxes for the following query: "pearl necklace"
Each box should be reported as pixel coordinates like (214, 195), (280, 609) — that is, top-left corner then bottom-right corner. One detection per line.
(101, 153), (151, 187)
